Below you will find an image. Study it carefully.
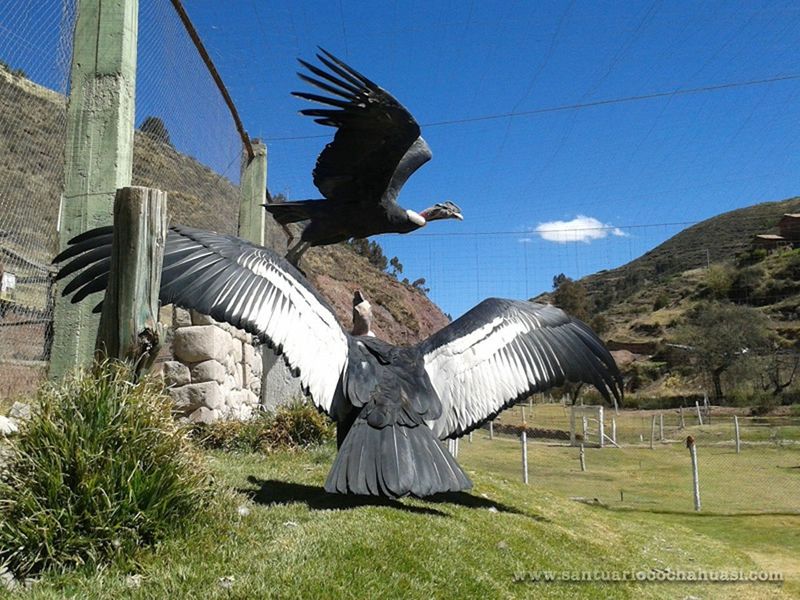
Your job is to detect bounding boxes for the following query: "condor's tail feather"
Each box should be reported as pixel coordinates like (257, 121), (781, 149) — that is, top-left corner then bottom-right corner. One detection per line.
(325, 418), (472, 498)
(263, 199), (328, 225)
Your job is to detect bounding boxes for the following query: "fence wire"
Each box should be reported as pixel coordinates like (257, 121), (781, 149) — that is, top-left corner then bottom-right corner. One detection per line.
(133, 0), (244, 236)
(0, 0), (247, 400)
(485, 402), (800, 515)
(0, 0), (76, 398)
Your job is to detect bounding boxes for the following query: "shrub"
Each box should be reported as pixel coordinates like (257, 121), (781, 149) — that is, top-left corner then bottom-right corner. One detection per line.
(652, 292), (670, 311)
(191, 399), (334, 453)
(0, 362), (211, 577)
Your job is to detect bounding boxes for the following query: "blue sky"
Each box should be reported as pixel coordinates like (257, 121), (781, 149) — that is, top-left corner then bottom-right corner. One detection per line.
(4, 0), (800, 319)
(182, 0), (800, 318)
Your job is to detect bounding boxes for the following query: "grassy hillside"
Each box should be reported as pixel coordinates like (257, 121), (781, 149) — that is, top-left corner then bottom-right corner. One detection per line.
(580, 197), (800, 315)
(11, 445), (796, 599)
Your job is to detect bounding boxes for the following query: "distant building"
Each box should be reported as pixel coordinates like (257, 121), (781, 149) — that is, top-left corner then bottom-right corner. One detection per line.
(751, 213), (800, 253)
(778, 213), (800, 243)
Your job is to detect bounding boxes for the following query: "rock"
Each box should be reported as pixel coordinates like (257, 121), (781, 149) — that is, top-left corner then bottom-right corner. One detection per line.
(173, 325), (231, 363)
(158, 304), (173, 326)
(170, 381), (224, 414)
(8, 401), (31, 421)
(0, 416), (18, 436)
(190, 309), (216, 326)
(173, 306), (192, 328)
(162, 361), (191, 387)
(244, 342), (256, 365)
(188, 407), (219, 425)
(190, 360), (226, 384)
(231, 340), (243, 363)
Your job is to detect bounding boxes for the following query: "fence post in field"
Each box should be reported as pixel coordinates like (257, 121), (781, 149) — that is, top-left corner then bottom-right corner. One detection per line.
(238, 139), (267, 245)
(611, 417), (617, 444)
(569, 406), (576, 446)
(579, 443), (586, 472)
(50, 0), (139, 380)
(687, 435), (701, 512)
(734, 415), (741, 454)
(521, 430), (528, 484)
(679, 405), (685, 429)
(489, 420), (494, 440)
(704, 393), (711, 424)
(598, 406), (605, 448)
(650, 415), (656, 449)
(659, 413), (664, 440)
(96, 187), (167, 375)
(521, 404), (525, 423)
(468, 431), (473, 443)
(695, 400), (704, 426)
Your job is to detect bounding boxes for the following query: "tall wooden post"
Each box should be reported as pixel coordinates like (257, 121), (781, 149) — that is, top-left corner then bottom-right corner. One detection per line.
(650, 415), (656, 449)
(239, 140), (267, 245)
(521, 430), (528, 484)
(51, 0), (139, 379)
(598, 406), (604, 448)
(687, 435), (701, 512)
(96, 187), (167, 375)
(734, 415), (741, 454)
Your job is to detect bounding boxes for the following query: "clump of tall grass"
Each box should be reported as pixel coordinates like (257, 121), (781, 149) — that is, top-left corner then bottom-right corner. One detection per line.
(0, 362), (212, 578)
(191, 399), (334, 453)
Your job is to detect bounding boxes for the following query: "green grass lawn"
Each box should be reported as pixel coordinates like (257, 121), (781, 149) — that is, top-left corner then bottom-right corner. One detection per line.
(7, 440), (796, 600)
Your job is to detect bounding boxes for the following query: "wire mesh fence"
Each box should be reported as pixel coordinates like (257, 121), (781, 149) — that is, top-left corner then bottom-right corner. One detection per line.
(0, 0), (248, 399)
(0, 0), (76, 398)
(133, 0), (244, 236)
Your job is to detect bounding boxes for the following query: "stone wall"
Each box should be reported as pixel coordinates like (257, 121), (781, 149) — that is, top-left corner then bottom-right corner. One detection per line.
(157, 307), (262, 424)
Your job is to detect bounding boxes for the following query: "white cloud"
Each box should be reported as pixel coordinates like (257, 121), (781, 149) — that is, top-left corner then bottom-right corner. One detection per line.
(533, 215), (627, 244)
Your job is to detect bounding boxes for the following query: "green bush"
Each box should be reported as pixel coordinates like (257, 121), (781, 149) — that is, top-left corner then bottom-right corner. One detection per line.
(0, 362), (211, 578)
(191, 399), (334, 453)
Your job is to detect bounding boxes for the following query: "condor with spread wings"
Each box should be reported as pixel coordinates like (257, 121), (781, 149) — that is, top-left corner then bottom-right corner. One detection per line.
(55, 226), (621, 498)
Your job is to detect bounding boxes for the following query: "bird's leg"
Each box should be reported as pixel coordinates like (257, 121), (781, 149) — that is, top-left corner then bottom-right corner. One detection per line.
(281, 223), (295, 246)
(286, 240), (311, 268)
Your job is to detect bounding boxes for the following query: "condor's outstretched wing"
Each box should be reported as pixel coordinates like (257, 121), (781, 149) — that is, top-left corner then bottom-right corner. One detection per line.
(53, 225), (349, 415)
(418, 299), (622, 440)
(294, 48), (431, 207)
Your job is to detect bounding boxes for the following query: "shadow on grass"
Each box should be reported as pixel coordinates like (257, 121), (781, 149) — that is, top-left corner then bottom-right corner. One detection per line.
(240, 477), (547, 520)
(241, 477), (447, 516)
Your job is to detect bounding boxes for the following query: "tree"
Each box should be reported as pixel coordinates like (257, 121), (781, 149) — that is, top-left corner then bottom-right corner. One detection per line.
(411, 278), (430, 294)
(389, 256), (403, 278)
(140, 116), (172, 146)
(346, 239), (387, 271)
(758, 348), (799, 398)
(676, 301), (772, 402)
(552, 275), (590, 322)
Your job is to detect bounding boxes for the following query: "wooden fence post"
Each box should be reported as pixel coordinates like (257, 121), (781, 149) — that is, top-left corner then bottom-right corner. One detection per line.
(679, 405), (685, 429)
(695, 400), (704, 426)
(50, 0), (139, 379)
(598, 406), (605, 448)
(659, 413), (664, 440)
(704, 393), (711, 424)
(611, 417), (617, 445)
(239, 139), (267, 245)
(687, 435), (701, 512)
(468, 431), (473, 443)
(734, 415), (741, 454)
(95, 187), (167, 375)
(650, 415), (656, 449)
(579, 443), (586, 472)
(521, 430), (528, 484)
(569, 406), (576, 446)
(489, 420), (494, 440)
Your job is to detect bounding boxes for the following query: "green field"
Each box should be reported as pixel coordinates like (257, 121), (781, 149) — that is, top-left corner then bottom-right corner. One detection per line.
(4, 436), (797, 599)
